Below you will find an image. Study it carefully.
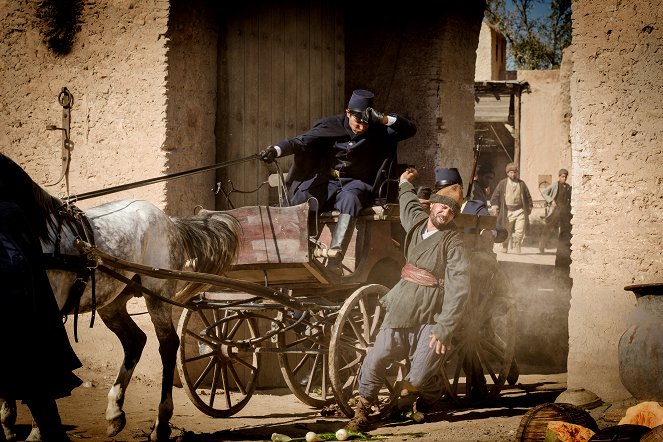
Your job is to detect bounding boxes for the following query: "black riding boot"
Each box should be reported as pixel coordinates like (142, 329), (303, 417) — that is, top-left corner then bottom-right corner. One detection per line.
(326, 213), (356, 275)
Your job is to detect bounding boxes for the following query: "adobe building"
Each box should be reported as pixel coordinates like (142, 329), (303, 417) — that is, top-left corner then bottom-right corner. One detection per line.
(474, 21), (572, 221)
(0, 0), (484, 384)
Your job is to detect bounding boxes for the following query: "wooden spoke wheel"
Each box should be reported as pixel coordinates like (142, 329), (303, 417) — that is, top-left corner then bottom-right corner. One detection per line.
(275, 308), (336, 408)
(329, 284), (406, 418)
(176, 303), (261, 417)
(440, 263), (517, 407)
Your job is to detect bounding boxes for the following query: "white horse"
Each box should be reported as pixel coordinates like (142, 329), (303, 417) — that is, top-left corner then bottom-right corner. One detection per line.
(0, 153), (241, 441)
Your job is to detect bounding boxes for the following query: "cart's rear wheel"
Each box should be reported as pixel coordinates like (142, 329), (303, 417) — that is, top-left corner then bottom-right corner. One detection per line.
(440, 263), (517, 406)
(329, 284), (405, 418)
(176, 304), (261, 417)
(275, 308), (335, 408)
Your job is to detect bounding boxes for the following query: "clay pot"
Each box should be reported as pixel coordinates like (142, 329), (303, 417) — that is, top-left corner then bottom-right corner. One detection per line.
(618, 283), (663, 401)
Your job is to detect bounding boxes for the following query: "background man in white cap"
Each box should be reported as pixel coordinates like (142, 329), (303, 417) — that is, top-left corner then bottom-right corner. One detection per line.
(490, 162), (533, 254)
(258, 89), (416, 274)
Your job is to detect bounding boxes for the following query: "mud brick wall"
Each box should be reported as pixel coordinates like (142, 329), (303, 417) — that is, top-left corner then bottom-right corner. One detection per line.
(0, 0), (218, 383)
(567, 0), (663, 401)
(345, 2), (484, 187)
(0, 0), (171, 208)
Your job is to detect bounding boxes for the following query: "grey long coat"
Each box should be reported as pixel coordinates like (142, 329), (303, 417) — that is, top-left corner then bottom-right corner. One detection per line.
(379, 181), (470, 346)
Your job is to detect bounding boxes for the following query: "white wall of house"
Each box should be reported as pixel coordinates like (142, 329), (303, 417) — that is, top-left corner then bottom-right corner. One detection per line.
(518, 68), (572, 206)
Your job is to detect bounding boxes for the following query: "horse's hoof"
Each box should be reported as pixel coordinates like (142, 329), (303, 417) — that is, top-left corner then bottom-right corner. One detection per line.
(2, 428), (17, 442)
(149, 424), (172, 442)
(25, 426), (41, 442)
(2, 429), (17, 442)
(106, 412), (126, 437)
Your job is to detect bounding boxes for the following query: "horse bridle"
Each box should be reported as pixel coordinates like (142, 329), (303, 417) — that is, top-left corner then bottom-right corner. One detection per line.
(42, 202), (97, 342)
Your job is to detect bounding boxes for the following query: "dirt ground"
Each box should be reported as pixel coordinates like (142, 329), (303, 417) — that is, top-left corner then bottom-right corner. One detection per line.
(9, 246), (624, 442)
(10, 367), (623, 442)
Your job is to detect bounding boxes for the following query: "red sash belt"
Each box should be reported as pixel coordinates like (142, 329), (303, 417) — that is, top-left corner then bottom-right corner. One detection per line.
(400, 263), (443, 288)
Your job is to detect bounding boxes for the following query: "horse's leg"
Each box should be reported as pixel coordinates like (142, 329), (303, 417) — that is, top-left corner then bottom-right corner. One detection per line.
(97, 290), (147, 439)
(0, 398), (17, 441)
(143, 294), (179, 442)
(23, 399), (68, 442)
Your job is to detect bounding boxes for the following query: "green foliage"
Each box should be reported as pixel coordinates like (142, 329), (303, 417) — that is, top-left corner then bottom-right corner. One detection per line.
(35, 0), (83, 55)
(485, 0), (571, 69)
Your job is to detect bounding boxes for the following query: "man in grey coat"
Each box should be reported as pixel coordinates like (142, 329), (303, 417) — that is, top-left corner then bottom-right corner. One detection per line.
(346, 168), (470, 432)
(539, 168), (572, 253)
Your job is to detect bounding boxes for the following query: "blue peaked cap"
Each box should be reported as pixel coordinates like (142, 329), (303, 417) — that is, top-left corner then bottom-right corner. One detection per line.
(347, 89), (374, 111)
(462, 199), (489, 216)
(434, 167), (463, 190)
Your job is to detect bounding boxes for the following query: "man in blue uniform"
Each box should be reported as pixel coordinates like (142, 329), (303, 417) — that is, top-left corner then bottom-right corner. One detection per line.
(258, 89), (417, 273)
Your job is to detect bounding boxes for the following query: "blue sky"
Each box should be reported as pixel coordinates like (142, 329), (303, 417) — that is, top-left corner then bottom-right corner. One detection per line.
(507, 0), (551, 20)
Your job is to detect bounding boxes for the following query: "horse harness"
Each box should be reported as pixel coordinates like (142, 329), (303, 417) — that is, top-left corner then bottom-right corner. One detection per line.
(42, 202), (97, 342)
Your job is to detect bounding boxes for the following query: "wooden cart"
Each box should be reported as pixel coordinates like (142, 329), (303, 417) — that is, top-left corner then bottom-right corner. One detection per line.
(174, 196), (518, 418)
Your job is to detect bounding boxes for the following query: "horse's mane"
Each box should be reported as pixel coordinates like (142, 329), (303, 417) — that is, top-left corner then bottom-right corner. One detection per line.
(0, 153), (64, 244)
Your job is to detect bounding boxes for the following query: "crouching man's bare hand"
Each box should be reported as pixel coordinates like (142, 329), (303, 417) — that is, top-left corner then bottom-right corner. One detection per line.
(429, 333), (447, 355)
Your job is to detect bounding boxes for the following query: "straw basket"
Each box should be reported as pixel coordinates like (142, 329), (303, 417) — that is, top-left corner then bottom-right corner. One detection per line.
(515, 402), (599, 441)
(641, 424), (663, 442)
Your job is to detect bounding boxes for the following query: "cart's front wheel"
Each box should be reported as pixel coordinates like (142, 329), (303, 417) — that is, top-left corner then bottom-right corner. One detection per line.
(329, 284), (405, 418)
(176, 304), (261, 417)
(440, 259), (517, 406)
(275, 308), (335, 408)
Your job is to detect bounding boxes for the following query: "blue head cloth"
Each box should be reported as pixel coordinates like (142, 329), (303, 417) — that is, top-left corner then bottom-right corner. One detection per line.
(347, 89), (374, 111)
(434, 167), (463, 190)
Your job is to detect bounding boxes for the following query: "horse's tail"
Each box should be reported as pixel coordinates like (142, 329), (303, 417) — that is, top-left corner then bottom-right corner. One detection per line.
(172, 209), (242, 277)
(171, 210), (241, 301)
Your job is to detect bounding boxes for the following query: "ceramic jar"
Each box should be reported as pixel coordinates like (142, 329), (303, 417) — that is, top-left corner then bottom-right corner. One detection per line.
(618, 283), (663, 401)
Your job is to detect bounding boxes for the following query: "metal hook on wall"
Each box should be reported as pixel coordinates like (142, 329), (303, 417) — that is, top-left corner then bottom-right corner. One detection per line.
(45, 87), (74, 196)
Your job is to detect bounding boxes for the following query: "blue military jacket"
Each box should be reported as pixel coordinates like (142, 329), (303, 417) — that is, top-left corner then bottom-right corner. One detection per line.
(276, 113), (416, 201)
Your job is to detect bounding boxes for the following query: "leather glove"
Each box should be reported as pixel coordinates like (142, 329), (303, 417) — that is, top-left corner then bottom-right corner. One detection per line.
(258, 145), (278, 163)
(362, 107), (384, 125)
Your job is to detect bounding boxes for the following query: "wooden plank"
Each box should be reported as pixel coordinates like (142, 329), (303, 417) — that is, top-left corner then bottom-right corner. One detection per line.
(242, 9), (260, 208)
(256, 5), (274, 205)
(296, 6), (311, 132)
(270, 2), (286, 147)
(223, 8), (246, 209)
(333, 8), (345, 111)
(281, 2), (298, 177)
(223, 266), (323, 285)
(320, 2), (335, 115)
(308, 1), (323, 121)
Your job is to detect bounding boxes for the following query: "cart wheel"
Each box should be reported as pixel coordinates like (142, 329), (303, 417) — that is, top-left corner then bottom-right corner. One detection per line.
(329, 284), (405, 418)
(275, 308), (335, 408)
(440, 262), (517, 406)
(176, 304), (261, 417)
